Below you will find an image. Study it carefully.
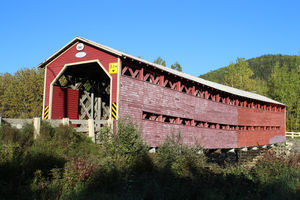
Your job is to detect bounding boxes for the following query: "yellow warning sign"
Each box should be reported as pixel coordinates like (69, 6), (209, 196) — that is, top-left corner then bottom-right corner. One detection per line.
(112, 102), (117, 119)
(109, 63), (118, 74)
(44, 106), (49, 119)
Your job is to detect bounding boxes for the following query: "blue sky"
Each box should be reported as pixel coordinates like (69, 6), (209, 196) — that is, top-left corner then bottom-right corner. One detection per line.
(1, 0), (299, 77)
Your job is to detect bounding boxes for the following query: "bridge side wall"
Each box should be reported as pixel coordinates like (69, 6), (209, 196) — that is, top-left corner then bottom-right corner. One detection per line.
(119, 75), (285, 149)
(237, 108), (286, 147)
(119, 75), (239, 148)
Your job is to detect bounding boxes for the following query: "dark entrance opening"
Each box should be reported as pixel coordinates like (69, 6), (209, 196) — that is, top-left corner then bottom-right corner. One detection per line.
(52, 62), (111, 120)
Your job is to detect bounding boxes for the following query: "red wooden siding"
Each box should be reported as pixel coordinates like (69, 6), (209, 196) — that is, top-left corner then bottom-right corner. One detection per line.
(119, 75), (238, 124)
(44, 42), (118, 118)
(119, 75), (239, 148)
(119, 75), (285, 149)
(237, 107), (285, 147)
(51, 86), (79, 119)
(142, 120), (238, 148)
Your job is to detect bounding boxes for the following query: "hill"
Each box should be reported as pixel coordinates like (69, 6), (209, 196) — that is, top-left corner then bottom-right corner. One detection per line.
(200, 54), (299, 84)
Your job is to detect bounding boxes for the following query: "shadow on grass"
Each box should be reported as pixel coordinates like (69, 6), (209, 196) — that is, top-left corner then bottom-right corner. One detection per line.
(0, 152), (299, 200)
(0, 152), (66, 200)
(73, 158), (259, 200)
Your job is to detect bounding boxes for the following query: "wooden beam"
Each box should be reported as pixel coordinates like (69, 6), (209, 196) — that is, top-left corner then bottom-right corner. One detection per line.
(138, 68), (144, 80)
(121, 66), (128, 75)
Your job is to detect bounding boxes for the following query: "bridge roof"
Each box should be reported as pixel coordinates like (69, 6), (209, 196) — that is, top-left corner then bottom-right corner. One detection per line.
(38, 36), (285, 106)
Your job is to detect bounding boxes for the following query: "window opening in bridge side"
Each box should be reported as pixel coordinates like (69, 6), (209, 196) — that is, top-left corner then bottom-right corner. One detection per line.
(142, 111), (280, 132)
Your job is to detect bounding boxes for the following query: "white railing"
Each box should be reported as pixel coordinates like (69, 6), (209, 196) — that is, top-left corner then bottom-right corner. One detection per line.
(0, 118), (33, 129)
(286, 132), (300, 138)
(0, 117), (109, 142)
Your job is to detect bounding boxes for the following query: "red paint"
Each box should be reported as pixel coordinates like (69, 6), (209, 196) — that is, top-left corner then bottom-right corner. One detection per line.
(142, 120), (238, 148)
(44, 42), (119, 118)
(237, 107), (285, 147)
(119, 76), (238, 125)
(119, 75), (286, 148)
(119, 76), (239, 148)
(51, 86), (79, 119)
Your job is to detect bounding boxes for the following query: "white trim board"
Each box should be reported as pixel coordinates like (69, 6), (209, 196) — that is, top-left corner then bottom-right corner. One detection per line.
(49, 59), (112, 119)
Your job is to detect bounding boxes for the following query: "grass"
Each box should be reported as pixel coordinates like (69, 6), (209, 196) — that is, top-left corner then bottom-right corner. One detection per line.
(0, 120), (299, 200)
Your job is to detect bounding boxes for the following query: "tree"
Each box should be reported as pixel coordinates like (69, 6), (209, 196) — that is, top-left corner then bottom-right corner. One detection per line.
(268, 62), (300, 131)
(224, 58), (255, 91)
(0, 68), (44, 118)
(0, 73), (14, 117)
(153, 57), (166, 66)
(171, 62), (182, 72)
(154, 57), (183, 72)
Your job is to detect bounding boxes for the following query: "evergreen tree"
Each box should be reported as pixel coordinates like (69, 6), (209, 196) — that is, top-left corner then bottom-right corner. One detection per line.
(171, 62), (182, 72)
(268, 62), (300, 131)
(224, 58), (255, 91)
(154, 57), (166, 66)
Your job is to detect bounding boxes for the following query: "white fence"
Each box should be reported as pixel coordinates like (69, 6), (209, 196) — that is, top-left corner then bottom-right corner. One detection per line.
(0, 117), (109, 143)
(286, 132), (300, 138)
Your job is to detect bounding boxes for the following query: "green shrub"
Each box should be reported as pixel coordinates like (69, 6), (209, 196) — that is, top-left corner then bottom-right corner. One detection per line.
(0, 123), (34, 149)
(39, 120), (56, 140)
(97, 118), (151, 172)
(251, 151), (300, 198)
(154, 133), (206, 177)
(1, 119), (300, 199)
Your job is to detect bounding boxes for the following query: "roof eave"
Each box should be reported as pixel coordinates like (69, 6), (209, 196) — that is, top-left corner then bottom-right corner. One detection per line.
(37, 36), (123, 68)
(37, 37), (79, 68)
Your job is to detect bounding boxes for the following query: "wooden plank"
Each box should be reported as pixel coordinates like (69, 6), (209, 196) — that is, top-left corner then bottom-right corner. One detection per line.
(2, 118), (32, 129)
(83, 91), (91, 102)
(286, 132), (300, 138)
(45, 119), (62, 127)
(102, 102), (110, 119)
(69, 119), (88, 125)
(91, 92), (94, 119)
(3, 118), (33, 124)
(79, 97), (92, 119)
(94, 120), (108, 124)
(75, 127), (88, 132)
(97, 97), (102, 120)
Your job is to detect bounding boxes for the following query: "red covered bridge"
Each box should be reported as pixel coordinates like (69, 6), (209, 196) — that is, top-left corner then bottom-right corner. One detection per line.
(39, 37), (286, 149)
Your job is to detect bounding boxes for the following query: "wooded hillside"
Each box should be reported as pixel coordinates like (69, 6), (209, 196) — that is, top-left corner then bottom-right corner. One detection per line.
(200, 55), (300, 131)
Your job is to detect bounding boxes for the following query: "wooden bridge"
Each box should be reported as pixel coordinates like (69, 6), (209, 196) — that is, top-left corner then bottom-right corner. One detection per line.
(37, 36), (286, 149)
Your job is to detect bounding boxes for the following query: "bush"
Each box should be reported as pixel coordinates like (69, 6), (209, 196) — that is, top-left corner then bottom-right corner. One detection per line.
(154, 133), (206, 177)
(0, 123), (34, 149)
(250, 151), (300, 199)
(97, 118), (151, 172)
(0, 122), (101, 199)
(1, 120), (300, 199)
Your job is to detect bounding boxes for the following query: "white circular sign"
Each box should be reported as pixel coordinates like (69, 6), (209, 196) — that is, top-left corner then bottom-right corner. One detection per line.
(76, 43), (84, 51)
